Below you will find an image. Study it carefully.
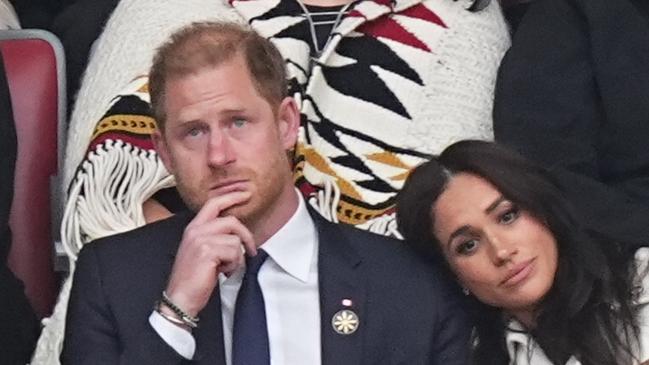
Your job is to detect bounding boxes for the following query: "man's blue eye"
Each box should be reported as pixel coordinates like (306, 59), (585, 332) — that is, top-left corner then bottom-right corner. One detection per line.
(233, 118), (247, 128)
(187, 128), (202, 137)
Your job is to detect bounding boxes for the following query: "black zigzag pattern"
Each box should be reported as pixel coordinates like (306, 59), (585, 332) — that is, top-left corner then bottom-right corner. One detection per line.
(322, 35), (423, 119)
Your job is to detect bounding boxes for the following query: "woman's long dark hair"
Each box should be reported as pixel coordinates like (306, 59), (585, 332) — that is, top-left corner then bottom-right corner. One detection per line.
(396, 140), (640, 365)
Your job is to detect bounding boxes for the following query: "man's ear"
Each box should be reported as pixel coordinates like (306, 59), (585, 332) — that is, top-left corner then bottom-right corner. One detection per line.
(151, 129), (174, 174)
(276, 97), (300, 150)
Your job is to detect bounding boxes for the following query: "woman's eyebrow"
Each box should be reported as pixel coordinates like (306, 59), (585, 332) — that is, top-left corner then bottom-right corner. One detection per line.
(445, 196), (507, 249)
(447, 225), (471, 249)
(485, 196), (506, 214)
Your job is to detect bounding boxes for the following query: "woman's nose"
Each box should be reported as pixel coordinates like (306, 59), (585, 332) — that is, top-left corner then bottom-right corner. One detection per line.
(486, 230), (517, 265)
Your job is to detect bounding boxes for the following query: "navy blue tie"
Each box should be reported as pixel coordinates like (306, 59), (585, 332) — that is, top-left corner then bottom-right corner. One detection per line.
(232, 250), (270, 365)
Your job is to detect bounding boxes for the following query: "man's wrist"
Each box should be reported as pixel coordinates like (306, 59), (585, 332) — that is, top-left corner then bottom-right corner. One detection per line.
(164, 288), (200, 317)
(154, 300), (193, 332)
(149, 311), (196, 359)
(154, 291), (200, 329)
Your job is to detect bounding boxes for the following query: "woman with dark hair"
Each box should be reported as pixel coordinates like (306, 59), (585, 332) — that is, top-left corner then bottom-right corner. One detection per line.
(397, 140), (649, 365)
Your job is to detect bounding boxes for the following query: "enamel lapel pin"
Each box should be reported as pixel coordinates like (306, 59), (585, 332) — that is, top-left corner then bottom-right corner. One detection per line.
(331, 298), (359, 335)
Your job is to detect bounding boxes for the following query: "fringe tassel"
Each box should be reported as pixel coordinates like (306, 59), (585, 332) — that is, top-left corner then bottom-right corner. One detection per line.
(62, 139), (174, 258)
(307, 178), (402, 239)
(356, 213), (403, 239)
(307, 177), (341, 224)
(31, 139), (174, 365)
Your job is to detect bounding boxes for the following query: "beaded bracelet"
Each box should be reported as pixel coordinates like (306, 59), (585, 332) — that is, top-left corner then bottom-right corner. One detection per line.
(154, 301), (188, 327)
(158, 291), (200, 328)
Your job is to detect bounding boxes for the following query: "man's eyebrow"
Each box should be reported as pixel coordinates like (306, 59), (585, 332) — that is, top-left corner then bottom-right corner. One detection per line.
(173, 119), (204, 129)
(485, 196), (506, 214)
(178, 118), (202, 124)
(220, 107), (246, 114)
(176, 107), (248, 124)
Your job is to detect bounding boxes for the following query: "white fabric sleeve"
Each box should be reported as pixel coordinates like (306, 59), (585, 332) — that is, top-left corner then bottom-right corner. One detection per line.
(148, 311), (196, 359)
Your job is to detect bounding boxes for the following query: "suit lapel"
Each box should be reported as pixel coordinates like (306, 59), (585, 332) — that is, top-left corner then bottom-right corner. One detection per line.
(314, 213), (366, 365)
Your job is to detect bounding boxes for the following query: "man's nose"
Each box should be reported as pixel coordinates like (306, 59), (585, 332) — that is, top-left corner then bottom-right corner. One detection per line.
(207, 131), (235, 166)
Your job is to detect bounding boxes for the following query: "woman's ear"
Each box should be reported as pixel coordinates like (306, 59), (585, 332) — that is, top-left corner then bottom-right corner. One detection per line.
(276, 97), (300, 150)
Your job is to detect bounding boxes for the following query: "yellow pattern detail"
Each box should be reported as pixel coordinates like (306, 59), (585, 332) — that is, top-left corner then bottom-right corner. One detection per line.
(365, 151), (409, 170)
(137, 82), (149, 94)
(294, 142), (399, 225)
(390, 171), (410, 181)
(337, 199), (394, 226)
(296, 143), (362, 200)
(91, 114), (158, 141)
(294, 171), (395, 226)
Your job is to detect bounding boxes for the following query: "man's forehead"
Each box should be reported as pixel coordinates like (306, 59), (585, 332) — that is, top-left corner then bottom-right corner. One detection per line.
(167, 62), (252, 96)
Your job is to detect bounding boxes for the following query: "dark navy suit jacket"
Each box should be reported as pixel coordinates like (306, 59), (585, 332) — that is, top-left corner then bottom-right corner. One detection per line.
(62, 210), (470, 365)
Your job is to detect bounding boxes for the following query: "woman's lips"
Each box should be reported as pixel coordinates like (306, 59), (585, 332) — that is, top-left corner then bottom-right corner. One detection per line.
(500, 258), (536, 288)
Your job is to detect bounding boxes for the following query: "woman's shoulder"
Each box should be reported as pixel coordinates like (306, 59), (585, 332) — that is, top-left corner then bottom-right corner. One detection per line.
(633, 247), (649, 364)
(634, 247), (649, 304)
(635, 247), (649, 266)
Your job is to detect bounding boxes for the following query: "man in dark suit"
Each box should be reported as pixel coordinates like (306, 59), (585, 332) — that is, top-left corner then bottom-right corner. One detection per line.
(62, 22), (470, 365)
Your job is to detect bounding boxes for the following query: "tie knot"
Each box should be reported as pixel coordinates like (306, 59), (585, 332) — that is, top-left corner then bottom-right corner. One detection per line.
(245, 250), (268, 275)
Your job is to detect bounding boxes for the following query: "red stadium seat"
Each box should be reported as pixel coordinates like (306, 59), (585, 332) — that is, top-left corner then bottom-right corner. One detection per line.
(2, 29), (67, 318)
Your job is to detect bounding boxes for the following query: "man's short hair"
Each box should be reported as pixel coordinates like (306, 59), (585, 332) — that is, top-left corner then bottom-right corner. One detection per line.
(149, 21), (288, 130)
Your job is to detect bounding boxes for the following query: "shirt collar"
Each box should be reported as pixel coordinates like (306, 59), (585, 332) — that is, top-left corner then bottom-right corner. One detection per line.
(633, 247), (649, 304)
(258, 190), (318, 283)
(505, 318), (531, 359)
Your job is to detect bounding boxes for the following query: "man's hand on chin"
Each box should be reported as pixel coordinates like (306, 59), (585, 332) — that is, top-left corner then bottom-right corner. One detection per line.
(164, 191), (257, 321)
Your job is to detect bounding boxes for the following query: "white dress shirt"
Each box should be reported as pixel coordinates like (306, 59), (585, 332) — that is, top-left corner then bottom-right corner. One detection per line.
(150, 192), (321, 365)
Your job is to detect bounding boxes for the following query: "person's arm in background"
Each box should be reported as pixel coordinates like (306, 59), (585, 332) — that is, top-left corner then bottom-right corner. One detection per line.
(49, 0), (119, 115)
(494, 0), (649, 247)
(9, 0), (61, 29)
(0, 48), (40, 365)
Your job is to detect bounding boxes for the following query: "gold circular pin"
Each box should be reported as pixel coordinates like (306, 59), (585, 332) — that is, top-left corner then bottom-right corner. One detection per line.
(331, 309), (359, 335)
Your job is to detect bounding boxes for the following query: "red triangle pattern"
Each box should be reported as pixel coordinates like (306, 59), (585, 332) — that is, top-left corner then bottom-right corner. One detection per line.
(357, 13), (429, 52)
(399, 4), (447, 28)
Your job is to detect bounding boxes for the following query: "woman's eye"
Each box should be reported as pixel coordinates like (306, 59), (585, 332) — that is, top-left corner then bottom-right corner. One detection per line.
(232, 118), (247, 128)
(456, 239), (479, 255)
(499, 207), (520, 225)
